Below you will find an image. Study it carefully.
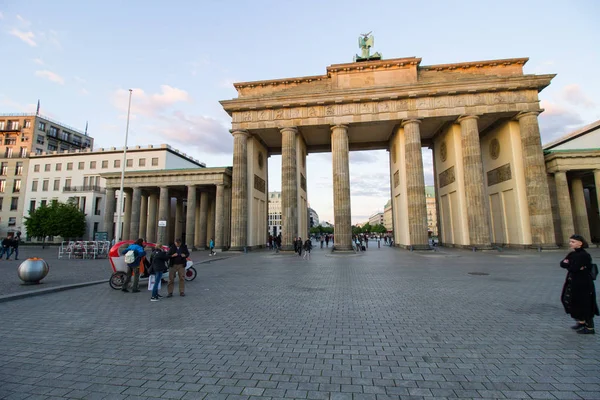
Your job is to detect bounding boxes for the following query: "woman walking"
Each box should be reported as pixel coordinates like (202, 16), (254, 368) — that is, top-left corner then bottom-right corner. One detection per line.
(560, 234), (599, 334)
(149, 243), (169, 302)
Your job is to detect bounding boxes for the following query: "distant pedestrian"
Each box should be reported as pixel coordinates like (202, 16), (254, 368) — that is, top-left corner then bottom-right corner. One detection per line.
(148, 243), (169, 302)
(325, 235), (330, 247)
(121, 238), (146, 293)
(296, 237), (303, 256)
(302, 238), (312, 260)
(209, 238), (216, 256)
(167, 238), (189, 297)
(9, 232), (20, 260)
(560, 234), (599, 334)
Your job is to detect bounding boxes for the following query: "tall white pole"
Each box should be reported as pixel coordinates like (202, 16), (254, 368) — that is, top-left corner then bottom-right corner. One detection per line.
(115, 89), (133, 242)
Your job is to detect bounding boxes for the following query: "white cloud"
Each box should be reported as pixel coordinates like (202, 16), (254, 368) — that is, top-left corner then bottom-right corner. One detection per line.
(35, 70), (65, 85)
(113, 85), (192, 117)
(9, 28), (36, 46)
(539, 100), (584, 143)
(560, 84), (595, 108)
(16, 14), (31, 26)
(33, 58), (44, 65)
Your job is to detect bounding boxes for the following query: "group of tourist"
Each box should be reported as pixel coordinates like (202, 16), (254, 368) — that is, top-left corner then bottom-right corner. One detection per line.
(0, 232), (20, 260)
(121, 238), (190, 302)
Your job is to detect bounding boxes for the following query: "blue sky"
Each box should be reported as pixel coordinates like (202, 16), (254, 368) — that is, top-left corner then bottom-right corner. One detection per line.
(1, 0), (598, 224)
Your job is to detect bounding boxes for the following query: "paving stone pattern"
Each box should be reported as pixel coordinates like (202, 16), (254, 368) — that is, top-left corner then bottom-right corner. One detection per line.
(0, 244), (599, 399)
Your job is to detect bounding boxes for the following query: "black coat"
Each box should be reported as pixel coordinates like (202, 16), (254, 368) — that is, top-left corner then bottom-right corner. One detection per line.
(560, 248), (599, 320)
(168, 244), (189, 266)
(149, 249), (169, 274)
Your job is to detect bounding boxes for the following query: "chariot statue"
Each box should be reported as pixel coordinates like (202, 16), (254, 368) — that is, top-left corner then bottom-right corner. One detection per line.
(354, 32), (382, 62)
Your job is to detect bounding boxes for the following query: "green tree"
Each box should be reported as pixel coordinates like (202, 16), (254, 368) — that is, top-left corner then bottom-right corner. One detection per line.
(362, 223), (372, 233)
(352, 225), (362, 235)
(372, 224), (387, 234)
(24, 201), (86, 247)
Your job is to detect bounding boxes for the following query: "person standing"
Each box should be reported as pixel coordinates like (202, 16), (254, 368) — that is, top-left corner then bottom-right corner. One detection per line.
(148, 243), (169, 302)
(560, 234), (599, 334)
(10, 232), (20, 260)
(2, 233), (14, 260)
(302, 238), (312, 260)
(121, 238), (146, 293)
(167, 238), (189, 297)
(325, 235), (330, 247)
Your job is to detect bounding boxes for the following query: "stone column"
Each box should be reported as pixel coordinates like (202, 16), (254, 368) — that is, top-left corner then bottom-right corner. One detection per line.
(554, 171), (575, 246)
(186, 185), (197, 249)
(198, 191), (209, 249)
(458, 115), (491, 248)
(129, 187), (142, 240)
(571, 177), (591, 240)
(230, 129), (249, 251)
(146, 192), (158, 243)
(103, 188), (116, 241)
(215, 183), (225, 249)
(207, 195), (215, 246)
(122, 189), (132, 240)
(402, 119), (429, 249)
(194, 195), (201, 248)
(331, 124), (353, 251)
(174, 198), (183, 241)
(516, 111), (556, 247)
(281, 127), (298, 250)
(157, 186), (169, 245)
(139, 194), (148, 240)
(224, 185), (232, 248)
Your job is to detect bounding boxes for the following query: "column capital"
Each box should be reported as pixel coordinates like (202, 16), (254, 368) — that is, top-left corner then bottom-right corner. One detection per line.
(515, 111), (541, 120)
(230, 129), (250, 137)
(401, 119), (421, 127)
(280, 126), (298, 135)
(330, 124), (348, 132)
(216, 183), (225, 187)
(457, 115), (479, 124)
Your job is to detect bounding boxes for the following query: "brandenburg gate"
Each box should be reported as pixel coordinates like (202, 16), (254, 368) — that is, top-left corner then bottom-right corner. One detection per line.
(220, 54), (557, 251)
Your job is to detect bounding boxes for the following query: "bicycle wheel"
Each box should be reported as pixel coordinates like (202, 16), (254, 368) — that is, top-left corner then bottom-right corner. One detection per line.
(185, 266), (197, 281)
(109, 272), (126, 290)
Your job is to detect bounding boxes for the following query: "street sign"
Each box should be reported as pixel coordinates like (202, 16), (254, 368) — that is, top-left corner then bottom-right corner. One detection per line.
(158, 220), (167, 227)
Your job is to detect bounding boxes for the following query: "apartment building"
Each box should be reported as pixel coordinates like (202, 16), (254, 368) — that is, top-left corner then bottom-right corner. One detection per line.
(268, 191), (282, 237)
(0, 113), (93, 235)
(23, 144), (205, 241)
(369, 212), (384, 227)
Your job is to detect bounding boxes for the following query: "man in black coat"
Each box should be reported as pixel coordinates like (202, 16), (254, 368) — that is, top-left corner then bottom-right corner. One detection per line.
(167, 238), (189, 297)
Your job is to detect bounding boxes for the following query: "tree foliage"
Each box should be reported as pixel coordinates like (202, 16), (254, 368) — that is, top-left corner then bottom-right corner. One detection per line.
(309, 225), (334, 235)
(25, 201), (86, 246)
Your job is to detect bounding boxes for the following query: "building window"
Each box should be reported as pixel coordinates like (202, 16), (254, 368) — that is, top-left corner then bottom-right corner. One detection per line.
(4, 148), (12, 158)
(0, 121), (4, 130)
(31, 180), (38, 191)
(0, 197), (3, 211)
(126, 159), (133, 167)
(8, 217), (16, 226)
(15, 162), (23, 176)
(35, 148), (43, 155)
(55, 163), (61, 171)
(151, 157), (159, 166)
(139, 158), (146, 167)
(42, 180), (49, 191)
(29, 200), (36, 213)
(90, 161), (96, 169)
(48, 126), (58, 137)
(8, 120), (19, 130)
(0, 179), (5, 193)
(47, 144), (57, 151)
(34, 164), (40, 172)
(4, 136), (16, 145)
(53, 179), (60, 191)
(94, 197), (102, 215)
(0, 163), (7, 176)
(36, 135), (45, 145)
(10, 197), (18, 211)
(45, 164), (50, 172)
(102, 160), (108, 168)
(19, 147), (27, 157)
(65, 178), (71, 189)
(41, 200), (47, 207)
(78, 161), (84, 170)
(67, 162), (73, 171)
(13, 179), (21, 193)
(114, 159), (120, 168)
(38, 121), (46, 131)
(24, 120), (31, 128)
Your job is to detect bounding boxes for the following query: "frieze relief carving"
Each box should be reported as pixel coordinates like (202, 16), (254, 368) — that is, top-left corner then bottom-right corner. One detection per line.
(307, 107), (318, 117)
(290, 108), (301, 118)
(325, 105), (336, 116)
(434, 97), (448, 108)
(342, 104), (355, 114)
(258, 110), (269, 120)
(360, 103), (373, 113)
(416, 98), (430, 109)
(487, 163), (511, 186)
(378, 101), (391, 112)
(439, 166), (455, 188)
(274, 109), (285, 119)
(396, 99), (408, 110)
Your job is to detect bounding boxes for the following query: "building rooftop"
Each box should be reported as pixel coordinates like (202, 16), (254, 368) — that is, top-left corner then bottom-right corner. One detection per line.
(543, 119), (600, 151)
(0, 113), (88, 136)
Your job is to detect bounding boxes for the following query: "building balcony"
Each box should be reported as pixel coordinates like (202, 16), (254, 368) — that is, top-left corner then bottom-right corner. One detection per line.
(63, 185), (106, 194)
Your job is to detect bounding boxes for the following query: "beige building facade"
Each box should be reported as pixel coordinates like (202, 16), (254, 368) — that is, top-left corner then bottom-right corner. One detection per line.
(544, 120), (600, 246)
(221, 55), (556, 250)
(0, 113), (93, 235)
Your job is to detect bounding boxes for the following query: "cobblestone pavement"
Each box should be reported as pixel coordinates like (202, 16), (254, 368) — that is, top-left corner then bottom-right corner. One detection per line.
(0, 244), (599, 399)
(0, 246), (232, 297)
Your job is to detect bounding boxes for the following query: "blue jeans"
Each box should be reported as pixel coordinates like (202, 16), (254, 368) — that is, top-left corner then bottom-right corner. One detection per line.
(152, 272), (162, 298)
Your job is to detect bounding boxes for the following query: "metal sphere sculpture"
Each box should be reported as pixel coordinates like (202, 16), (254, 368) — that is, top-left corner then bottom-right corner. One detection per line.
(17, 257), (50, 284)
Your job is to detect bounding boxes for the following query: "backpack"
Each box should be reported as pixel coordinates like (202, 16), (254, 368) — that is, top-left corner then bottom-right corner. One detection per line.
(124, 250), (136, 264)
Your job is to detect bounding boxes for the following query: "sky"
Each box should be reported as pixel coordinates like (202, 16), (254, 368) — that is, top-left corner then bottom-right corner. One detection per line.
(1, 1), (599, 224)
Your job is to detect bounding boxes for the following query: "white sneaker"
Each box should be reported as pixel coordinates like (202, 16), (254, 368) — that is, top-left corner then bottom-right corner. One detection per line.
(150, 297), (160, 302)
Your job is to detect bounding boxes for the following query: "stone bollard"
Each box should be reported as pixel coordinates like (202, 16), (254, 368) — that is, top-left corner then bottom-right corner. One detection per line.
(17, 257), (50, 285)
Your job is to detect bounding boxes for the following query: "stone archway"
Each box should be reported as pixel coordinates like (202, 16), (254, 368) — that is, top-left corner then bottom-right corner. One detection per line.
(221, 56), (557, 250)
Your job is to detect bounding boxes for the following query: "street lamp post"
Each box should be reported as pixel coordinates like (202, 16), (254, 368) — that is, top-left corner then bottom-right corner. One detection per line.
(115, 89), (133, 242)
